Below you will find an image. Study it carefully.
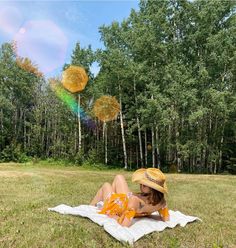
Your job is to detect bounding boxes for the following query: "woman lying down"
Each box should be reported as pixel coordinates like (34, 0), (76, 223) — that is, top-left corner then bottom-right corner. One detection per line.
(90, 168), (170, 227)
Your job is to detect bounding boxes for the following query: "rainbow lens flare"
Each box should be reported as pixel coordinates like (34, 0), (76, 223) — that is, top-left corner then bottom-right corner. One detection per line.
(50, 80), (96, 129)
(62, 65), (88, 93)
(93, 95), (120, 122)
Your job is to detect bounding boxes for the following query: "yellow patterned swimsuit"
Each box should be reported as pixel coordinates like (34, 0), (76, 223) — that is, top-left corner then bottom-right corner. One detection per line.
(98, 193), (169, 224)
(99, 193), (135, 224)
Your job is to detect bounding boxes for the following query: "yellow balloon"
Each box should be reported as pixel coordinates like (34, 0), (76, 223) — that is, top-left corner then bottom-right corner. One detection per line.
(93, 96), (120, 122)
(147, 144), (152, 150)
(62, 65), (88, 93)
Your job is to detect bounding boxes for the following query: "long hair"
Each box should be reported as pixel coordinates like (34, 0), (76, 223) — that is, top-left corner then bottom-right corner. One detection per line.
(141, 188), (164, 206)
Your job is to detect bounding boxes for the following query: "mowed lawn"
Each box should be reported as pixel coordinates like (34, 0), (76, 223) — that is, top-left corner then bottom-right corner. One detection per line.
(0, 163), (235, 248)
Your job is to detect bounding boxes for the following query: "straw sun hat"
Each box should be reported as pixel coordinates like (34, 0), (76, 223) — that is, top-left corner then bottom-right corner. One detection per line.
(132, 168), (168, 194)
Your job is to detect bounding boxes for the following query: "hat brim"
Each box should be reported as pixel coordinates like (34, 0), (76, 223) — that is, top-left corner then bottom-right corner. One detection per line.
(132, 169), (168, 194)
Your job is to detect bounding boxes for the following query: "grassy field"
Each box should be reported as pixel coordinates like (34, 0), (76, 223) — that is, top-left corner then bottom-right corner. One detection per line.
(0, 163), (235, 248)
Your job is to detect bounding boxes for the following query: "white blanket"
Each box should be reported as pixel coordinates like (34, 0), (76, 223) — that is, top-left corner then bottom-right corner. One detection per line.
(48, 204), (202, 245)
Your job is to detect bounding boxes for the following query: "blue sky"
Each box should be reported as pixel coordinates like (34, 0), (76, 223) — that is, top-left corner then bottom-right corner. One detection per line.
(0, 0), (139, 78)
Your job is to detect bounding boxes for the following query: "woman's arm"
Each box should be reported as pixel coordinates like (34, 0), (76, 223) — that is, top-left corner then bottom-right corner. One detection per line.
(135, 198), (170, 221)
(157, 200), (170, 221)
(119, 196), (140, 227)
(136, 198), (165, 214)
(119, 197), (169, 226)
(119, 215), (133, 227)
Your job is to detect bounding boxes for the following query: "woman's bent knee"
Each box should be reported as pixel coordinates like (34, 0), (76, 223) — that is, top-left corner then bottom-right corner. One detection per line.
(103, 182), (112, 188)
(115, 174), (126, 181)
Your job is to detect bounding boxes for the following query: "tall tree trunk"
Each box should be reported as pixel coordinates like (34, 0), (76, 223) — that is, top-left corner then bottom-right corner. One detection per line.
(23, 110), (26, 150)
(46, 119), (50, 157)
(0, 108), (3, 150)
(41, 108), (45, 154)
(95, 119), (99, 155)
(137, 117), (143, 167)
(119, 84), (128, 169)
(53, 117), (57, 157)
(214, 161), (217, 174)
(78, 94), (82, 153)
(219, 135), (224, 173)
(151, 126), (155, 168)
(17, 108), (23, 144)
(29, 123), (32, 152)
(74, 113), (77, 153)
(103, 122), (107, 164)
(129, 148), (132, 170)
(205, 147), (209, 173)
(13, 109), (17, 144)
(136, 145), (139, 168)
(134, 81), (144, 167)
(168, 124), (171, 162)
(144, 128), (147, 167)
(155, 125), (160, 169)
(151, 95), (155, 167)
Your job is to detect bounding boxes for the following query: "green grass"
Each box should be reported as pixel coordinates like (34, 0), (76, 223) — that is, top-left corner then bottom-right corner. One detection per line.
(0, 162), (235, 248)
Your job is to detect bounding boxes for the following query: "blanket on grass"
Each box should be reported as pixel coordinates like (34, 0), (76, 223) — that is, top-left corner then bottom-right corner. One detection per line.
(48, 204), (201, 245)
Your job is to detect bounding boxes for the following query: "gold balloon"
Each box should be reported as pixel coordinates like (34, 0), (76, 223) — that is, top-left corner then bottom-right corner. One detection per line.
(93, 96), (120, 122)
(147, 144), (152, 150)
(62, 65), (88, 93)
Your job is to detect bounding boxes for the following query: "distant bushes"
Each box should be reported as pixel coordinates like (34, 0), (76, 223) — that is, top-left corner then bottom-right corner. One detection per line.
(225, 158), (236, 175)
(0, 144), (30, 163)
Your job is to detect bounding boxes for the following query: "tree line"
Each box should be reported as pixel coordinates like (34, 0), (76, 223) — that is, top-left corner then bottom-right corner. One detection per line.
(0, 0), (235, 174)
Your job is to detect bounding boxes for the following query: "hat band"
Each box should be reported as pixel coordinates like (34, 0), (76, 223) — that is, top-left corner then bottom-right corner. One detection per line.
(145, 172), (164, 187)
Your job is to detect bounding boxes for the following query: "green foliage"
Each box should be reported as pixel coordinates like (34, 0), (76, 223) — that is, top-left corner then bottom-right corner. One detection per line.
(0, 144), (29, 163)
(227, 164), (236, 175)
(86, 147), (104, 165)
(0, 0), (235, 173)
(73, 151), (85, 166)
(226, 157), (236, 175)
(169, 164), (178, 173)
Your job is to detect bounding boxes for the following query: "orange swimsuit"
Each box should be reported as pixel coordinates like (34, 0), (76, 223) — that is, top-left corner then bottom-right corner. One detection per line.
(98, 193), (169, 224)
(99, 193), (135, 224)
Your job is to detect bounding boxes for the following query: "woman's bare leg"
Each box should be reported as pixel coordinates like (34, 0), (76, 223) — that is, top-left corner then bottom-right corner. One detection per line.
(90, 174), (130, 206)
(112, 175), (131, 194)
(90, 182), (114, 206)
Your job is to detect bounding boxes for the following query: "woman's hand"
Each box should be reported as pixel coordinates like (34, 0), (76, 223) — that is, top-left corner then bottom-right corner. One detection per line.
(161, 215), (170, 221)
(108, 214), (119, 221)
(120, 216), (133, 227)
(158, 200), (170, 222)
(118, 196), (139, 227)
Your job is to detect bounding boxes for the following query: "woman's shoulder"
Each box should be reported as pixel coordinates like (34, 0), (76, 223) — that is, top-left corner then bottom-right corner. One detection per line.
(137, 196), (167, 214)
(132, 193), (146, 200)
(131, 193), (147, 205)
